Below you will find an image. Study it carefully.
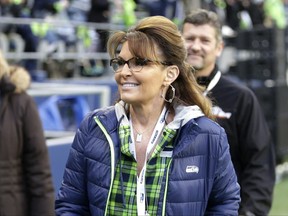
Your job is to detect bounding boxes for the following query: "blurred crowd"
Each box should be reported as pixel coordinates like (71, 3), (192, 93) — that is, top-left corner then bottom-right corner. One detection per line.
(203, 0), (287, 32)
(0, 0), (288, 79)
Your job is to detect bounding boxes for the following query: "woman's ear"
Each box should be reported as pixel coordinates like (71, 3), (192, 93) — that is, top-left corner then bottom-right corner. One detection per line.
(164, 65), (179, 86)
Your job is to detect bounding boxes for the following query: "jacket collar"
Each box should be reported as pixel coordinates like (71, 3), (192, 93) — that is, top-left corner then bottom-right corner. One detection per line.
(196, 65), (218, 87)
(0, 66), (30, 95)
(0, 74), (16, 95)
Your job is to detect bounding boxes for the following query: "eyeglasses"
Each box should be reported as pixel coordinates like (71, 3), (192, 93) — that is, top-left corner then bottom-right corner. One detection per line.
(110, 57), (170, 73)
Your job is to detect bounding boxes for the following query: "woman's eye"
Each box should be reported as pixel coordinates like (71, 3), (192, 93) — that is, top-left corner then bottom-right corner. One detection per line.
(118, 60), (125, 66)
(135, 59), (146, 66)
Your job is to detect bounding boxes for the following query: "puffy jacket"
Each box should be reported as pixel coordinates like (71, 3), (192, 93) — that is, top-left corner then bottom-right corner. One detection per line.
(55, 106), (240, 215)
(0, 65), (55, 216)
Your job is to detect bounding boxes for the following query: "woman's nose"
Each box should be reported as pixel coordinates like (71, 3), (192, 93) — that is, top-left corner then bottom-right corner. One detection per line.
(120, 63), (132, 75)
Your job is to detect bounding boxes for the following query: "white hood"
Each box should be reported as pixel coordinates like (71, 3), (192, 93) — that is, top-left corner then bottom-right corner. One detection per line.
(115, 101), (204, 129)
(167, 104), (204, 130)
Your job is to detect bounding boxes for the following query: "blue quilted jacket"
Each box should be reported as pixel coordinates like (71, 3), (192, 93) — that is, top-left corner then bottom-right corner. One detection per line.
(55, 106), (240, 216)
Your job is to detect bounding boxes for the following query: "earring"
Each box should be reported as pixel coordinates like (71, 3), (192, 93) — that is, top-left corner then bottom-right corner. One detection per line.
(161, 84), (175, 103)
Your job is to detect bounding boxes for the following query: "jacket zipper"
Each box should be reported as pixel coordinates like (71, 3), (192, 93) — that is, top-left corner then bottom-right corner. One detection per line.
(93, 116), (115, 216)
(162, 158), (173, 216)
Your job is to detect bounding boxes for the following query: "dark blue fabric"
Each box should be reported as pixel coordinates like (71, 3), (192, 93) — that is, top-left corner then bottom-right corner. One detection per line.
(55, 106), (240, 215)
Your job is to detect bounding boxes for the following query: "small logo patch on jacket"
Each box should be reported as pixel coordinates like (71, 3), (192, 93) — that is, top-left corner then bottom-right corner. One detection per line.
(186, 165), (199, 173)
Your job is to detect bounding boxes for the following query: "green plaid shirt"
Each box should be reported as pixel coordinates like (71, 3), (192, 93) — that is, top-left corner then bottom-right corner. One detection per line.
(107, 125), (176, 215)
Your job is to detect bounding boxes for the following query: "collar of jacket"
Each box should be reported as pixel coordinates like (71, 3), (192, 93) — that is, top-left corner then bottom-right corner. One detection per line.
(196, 65), (218, 87)
(0, 66), (30, 95)
(0, 74), (16, 94)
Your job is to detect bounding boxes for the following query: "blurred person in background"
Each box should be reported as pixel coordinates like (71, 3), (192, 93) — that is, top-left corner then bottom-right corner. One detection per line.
(81, 0), (111, 76)
(0, 50), (55, 216)
(224, 0), (266, 30)
(0, 0), (41, 78)
(182, 9), (276, 216)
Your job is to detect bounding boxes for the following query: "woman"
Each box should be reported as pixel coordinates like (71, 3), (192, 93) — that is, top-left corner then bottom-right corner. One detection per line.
(55, 16), (240, 215)
(0, 53), (55, 215)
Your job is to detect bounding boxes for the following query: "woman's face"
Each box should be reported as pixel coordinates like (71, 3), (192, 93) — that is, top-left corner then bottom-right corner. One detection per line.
(114, 42), (167, 106)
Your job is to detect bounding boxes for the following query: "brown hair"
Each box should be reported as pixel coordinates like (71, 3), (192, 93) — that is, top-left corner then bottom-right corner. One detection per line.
(183, 9), (223, 43)
(107, 16), (213, 118)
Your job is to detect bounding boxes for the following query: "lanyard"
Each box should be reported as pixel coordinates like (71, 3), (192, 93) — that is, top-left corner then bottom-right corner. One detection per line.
(129, 106), (167, 216)
(203, 71), (221, 96)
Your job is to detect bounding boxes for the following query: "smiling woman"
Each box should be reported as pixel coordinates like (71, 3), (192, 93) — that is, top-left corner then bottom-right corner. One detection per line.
(55, 15), (240, 216)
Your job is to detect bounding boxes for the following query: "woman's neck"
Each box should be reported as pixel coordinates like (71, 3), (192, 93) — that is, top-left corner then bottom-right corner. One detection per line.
(130, 103), (165, 128)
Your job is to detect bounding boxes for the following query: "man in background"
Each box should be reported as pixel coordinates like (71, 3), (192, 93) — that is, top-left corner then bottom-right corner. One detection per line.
(182, 9), (275, 216)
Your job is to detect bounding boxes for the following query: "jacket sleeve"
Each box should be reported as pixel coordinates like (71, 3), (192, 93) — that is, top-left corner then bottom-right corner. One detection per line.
(237, 91), (276, 215)
(55, 116), (92, 215)
(22, 95), (55, 215)
(205, 128), (241, 215)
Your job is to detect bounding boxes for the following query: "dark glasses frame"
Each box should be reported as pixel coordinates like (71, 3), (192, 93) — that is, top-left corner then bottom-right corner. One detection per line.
(110, 57), (171, 73)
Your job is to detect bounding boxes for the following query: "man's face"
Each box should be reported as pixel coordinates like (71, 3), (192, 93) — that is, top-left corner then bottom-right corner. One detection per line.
(182, 23), (223, 77)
